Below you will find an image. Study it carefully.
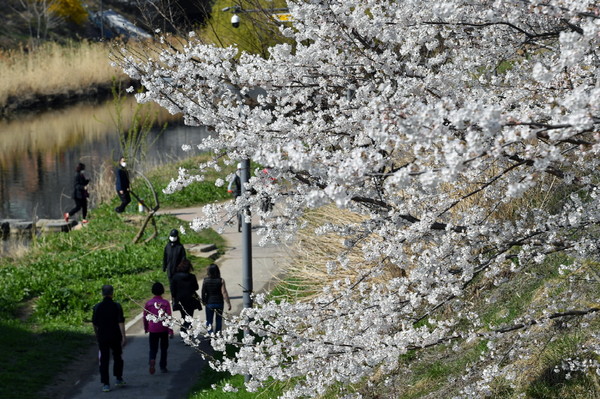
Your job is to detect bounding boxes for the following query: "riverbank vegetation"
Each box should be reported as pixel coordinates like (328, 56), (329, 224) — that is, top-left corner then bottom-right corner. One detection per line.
(0, 40), (129, 115)
(135, 155), (234, 209)
(186, 202), (600, 399)
(0, 0), (291, 117)
(200, 0), (291, 57)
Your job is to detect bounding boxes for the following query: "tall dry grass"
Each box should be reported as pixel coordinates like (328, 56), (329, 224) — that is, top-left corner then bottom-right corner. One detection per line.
(88, 160), (120, 208)
(281, 204), (404, 301)
(0, 40), (127, 108)
(282, 170), (570, 302)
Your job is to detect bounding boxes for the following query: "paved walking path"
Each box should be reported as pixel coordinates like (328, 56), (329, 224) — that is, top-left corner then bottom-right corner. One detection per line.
(65, 207), (287, 398)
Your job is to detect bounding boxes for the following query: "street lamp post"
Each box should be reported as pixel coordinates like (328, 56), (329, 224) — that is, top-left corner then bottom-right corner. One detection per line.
(240, 158), (253, 383)
(240, 158), (253, 310)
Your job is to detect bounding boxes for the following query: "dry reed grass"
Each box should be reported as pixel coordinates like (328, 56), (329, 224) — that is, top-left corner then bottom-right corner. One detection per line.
(282, 166), (568, 302)
(0, 40), (127, 108)
(0, 237), (32, 259)
(282, 204), (404, 301)
(437, 159), (572, 224)
(88, 160), (119, 209)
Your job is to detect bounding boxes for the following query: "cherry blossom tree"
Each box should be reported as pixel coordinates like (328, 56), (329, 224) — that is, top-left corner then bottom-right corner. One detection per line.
(118, 0), (600, 397)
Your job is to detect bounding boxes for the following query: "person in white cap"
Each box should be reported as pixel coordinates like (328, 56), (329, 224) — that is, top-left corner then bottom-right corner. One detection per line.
(227, 162), (243, 198)
(227, 163), (243, 232)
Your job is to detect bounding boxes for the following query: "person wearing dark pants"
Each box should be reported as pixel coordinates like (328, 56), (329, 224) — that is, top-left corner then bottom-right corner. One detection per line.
(201, 264), (231, 333)
(163, 229), (187, 288)
(171, 259), (201, 335)
(64, 162), (90, 223)
(92, 284), (126, 392)
(143, 282), (173, 374)
(114, 156), (131, 213)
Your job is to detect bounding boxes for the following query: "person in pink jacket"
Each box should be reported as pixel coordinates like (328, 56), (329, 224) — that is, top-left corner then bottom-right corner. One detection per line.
(143, 282), (173, 374)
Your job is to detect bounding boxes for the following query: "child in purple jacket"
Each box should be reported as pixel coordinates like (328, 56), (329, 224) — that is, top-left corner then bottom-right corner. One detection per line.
(143, 282), (173, 374)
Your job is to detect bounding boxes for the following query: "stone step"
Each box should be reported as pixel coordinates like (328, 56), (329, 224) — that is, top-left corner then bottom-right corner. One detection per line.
(186, 249), (219, 260)
(184, 243), (219, 259)
(184, 243), (217, 253)
(202, 250), (219, 260)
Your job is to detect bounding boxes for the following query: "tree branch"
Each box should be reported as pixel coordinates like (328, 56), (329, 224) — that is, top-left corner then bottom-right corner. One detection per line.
(408, 307), (600, 351)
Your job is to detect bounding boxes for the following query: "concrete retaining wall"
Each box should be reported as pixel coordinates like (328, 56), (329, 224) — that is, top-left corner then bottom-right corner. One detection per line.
(0, 219), (78, 239)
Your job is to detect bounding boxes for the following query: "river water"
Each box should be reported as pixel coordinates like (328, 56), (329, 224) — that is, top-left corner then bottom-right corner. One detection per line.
(0, 97), (210, 221)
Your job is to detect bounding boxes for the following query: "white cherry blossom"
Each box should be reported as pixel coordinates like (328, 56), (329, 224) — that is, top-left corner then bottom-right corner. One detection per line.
(117, 0), (600, 396)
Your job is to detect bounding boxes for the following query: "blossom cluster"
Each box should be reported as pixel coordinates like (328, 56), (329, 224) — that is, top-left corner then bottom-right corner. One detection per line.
(119, 0), (600, 396)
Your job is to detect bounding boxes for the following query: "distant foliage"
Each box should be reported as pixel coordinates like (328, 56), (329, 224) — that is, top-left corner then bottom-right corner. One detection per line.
(48, 0), (87, 25)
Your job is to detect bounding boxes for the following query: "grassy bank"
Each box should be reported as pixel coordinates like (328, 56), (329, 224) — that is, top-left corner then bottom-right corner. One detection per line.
(201, 0), (292, 56)
(0, 159), (227, 399)
(184, 204), (600, 399)
(135, 154), (236, 209)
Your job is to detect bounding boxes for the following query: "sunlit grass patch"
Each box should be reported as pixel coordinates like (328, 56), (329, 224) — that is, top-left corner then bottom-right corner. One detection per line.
(0, 202), (225, 398)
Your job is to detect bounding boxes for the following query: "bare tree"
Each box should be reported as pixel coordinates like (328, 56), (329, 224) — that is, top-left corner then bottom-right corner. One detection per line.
(14, 0), (62, 46)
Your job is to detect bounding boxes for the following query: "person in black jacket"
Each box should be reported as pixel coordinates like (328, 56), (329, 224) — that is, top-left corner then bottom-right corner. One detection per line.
(64, 162), (90, 223)
(114, 156), (131, 213)
(201, 263), (231, 333)
(171, 259), (200, 334)
(163, 229), (187, 285)
(92, 284), (127, 392)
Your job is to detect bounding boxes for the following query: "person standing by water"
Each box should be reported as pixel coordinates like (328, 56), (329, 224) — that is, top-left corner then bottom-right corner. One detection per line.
(171, 259), (201, 335)
(64, 162), (90, 223)
(143, 282), (173, 375)
(92, 284), (127, 393)
(114, 156), (131, 213)
(163, 229), (187, 286)
(201, 263), (231, 333)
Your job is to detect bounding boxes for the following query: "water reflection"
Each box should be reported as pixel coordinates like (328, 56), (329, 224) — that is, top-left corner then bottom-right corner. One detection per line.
(0, 98), (210, 220)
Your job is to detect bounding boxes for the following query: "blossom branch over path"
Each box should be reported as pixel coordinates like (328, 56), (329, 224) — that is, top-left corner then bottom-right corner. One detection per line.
(117, 0), (600, 396)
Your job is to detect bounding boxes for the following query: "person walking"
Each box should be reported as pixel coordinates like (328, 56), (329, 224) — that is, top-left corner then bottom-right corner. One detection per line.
(201, 263), (231, 334)
(227, 162), (242, 198)
(143, 282), (173, 375)
(171, 259), (201, 335)
(92, 284), (126, 393)
(114, 156), (131, 213)
(64, 162), (90, 223)
(227, 163), (243, 232)
(163, 229), (187, 285)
